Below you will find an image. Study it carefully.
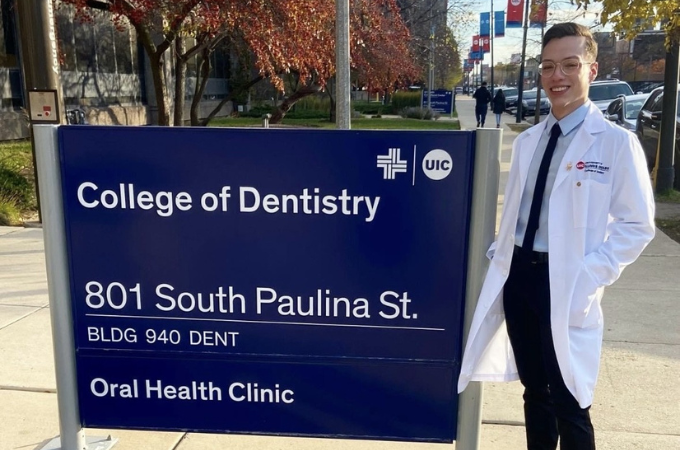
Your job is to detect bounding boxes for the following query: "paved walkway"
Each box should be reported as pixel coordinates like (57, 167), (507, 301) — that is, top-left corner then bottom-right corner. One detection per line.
(1, 105), (679, 449)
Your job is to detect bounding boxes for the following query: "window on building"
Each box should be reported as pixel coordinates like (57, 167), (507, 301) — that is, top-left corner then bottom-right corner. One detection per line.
(114, 25), (133, 74)
(210, 46), (230, 79)
(56, 7), (76, 71)
(94, 13), (117, 73)
(74, 18), (96, 72)
(0, 0), (18, 68)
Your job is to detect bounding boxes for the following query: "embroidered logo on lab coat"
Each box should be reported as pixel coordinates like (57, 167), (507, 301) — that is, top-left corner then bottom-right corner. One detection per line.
(576, 161), (610, 174)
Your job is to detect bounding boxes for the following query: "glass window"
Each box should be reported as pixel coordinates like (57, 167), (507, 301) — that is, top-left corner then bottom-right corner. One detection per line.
(610, 84), (633, 97)
(56, 7), (76, 71)
(588, 85), (609, 101)
(94, 12), (116, 73)
(114, 27), (133, 74)
(642, 91), (660, 112)
(211, 47), (229, 79)
(74, 19), (96, 72)
(0, 0), (18, 68)
(624, 100), (645, 120)
(650, 93), (664, 113)
(606, 99), (620, 115)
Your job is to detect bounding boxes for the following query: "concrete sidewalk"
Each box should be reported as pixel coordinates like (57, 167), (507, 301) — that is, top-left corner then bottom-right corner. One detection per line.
(1, 104), (679, 449)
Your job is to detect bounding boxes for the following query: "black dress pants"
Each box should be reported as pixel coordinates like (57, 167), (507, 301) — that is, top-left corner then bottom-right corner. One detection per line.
(503, 247), (596, 450)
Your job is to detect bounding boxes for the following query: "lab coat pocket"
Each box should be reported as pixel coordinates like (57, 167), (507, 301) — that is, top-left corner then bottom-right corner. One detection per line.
(572, 180), (610, 229)
(569, 265), (604, 329)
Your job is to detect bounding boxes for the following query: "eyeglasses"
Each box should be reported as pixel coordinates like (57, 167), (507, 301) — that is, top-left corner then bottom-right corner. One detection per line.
(538, 58), (594, 77)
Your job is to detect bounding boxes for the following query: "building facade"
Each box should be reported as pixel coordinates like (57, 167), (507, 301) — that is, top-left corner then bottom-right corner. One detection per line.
(0, 0), (233, 141)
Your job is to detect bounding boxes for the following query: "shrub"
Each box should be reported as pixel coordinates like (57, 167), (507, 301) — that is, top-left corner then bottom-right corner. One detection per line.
(391, 91), (422, 110)
(399, 107), (441, 121)
(295, 95), (331, 112)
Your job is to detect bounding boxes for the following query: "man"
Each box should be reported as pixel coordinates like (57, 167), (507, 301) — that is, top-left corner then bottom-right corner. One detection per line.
(458, 23), (655, 449)
(473, 81), (492, 127)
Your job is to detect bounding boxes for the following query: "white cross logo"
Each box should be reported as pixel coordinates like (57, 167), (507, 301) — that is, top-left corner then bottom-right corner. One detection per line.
(377, 148), (408, 180)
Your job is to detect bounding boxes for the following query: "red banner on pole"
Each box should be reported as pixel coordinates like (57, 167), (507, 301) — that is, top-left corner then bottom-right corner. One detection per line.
(506, 0), (523, 28)
(482, 36), (490, 53)
(472, 35), (480, 52)
(530, 0), (547, 28)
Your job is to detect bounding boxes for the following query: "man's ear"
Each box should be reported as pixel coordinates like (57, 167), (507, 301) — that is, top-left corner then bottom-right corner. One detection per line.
(589, 62), (599, 83)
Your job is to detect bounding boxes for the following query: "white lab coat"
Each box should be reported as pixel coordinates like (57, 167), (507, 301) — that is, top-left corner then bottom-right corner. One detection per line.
(458, 103), (655, 408)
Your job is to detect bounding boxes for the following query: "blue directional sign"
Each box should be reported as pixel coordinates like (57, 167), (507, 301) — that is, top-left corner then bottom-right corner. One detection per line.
(421, 90), (454, 115)
(57, 126), (475, 442)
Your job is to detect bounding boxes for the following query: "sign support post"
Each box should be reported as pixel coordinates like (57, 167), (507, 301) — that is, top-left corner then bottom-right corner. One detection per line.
(456, 128), (502, 450)
(34, 125), (117, 450)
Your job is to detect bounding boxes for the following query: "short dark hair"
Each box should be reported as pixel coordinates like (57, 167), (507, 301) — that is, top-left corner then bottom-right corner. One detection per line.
(481, 81), (487, 86)
(543, 22), (598, 60)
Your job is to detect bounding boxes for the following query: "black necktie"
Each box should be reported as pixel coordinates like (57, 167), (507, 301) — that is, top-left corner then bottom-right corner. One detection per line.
(522, 123), (562, 251)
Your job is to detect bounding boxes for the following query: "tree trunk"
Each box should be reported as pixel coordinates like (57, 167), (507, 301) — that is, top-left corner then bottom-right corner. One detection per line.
(174, 39), (187, 126)
(327, 89), (336, 123)
(534, 74), (542, 124)
(270, 83), (323, 124)
(191, 48), (212, 126)
(327, 77), (336, 123)
(199, 75), (265, 126)
(148, 52), (170, 126)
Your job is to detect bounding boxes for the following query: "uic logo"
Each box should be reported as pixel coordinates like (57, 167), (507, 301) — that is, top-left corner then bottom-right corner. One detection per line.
(422, 149), (452, 180)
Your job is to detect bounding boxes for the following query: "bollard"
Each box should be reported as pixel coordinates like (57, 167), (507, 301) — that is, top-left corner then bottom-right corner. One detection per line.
(262, 114), (271, 128)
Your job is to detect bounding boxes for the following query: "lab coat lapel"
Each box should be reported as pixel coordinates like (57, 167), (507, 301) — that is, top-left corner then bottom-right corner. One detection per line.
(517, 120), (548, 189)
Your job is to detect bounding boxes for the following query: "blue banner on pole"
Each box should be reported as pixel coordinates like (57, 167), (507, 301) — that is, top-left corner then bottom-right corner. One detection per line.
(57, 126), (475, 442)
(495, 11), (506, 37)
(480, 12), (490, 37)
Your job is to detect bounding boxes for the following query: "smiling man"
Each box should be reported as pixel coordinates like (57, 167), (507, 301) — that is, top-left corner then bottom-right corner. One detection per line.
(458, 23), (655, 449)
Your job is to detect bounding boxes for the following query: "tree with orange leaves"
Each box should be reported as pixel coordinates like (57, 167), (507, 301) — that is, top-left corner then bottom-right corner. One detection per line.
(61, 0), (418, 126)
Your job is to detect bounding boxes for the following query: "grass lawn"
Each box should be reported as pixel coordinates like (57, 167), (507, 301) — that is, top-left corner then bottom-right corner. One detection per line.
(656, 189), (680, 203)
(0, 139), (34, 225)
(0, 139), (32, 163)
(210, 117), (461, 130)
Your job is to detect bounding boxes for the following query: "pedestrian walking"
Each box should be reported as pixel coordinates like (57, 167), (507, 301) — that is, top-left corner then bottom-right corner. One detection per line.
(458, 22), (655, 450)
(492, 89), (506, 128)
(473, 81), (492, 127)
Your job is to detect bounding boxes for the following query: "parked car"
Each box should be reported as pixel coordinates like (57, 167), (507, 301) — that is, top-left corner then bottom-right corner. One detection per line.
(502, 87), (520, 111)
(635, 85), (680, 171)
(588, 79), (634, 113)
(628, 81), (664, 94)
(523, 90), (551, 115)
(507, 89), (548, 116)
(604, 93), (649, 132)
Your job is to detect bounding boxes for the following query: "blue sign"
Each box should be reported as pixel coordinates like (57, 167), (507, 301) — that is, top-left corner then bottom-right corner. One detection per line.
(421, 90), (454, 114)
(57, 126), (475, 442)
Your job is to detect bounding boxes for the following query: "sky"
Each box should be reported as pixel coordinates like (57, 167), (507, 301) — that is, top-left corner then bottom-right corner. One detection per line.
(458, 0), (609, 64)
